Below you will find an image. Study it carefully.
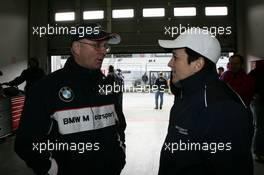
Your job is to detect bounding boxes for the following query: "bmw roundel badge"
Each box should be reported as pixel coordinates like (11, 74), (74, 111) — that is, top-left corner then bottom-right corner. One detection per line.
(59, 87), (74, 102)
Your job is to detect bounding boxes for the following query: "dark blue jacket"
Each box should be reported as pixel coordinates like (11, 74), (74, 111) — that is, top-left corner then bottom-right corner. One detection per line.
(159, 70), (253, 175)
(15, 57), (126, 175)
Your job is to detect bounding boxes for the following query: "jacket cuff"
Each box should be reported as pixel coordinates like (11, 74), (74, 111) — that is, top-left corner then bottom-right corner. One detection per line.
(46, 158), (58, 175)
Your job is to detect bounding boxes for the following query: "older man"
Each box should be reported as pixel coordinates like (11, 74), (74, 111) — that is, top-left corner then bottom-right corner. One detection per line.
(15, 24), (126, 175)
(158, 28), (253, 175)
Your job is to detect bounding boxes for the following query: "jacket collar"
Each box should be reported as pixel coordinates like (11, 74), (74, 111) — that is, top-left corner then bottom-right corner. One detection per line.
(180, 69), (218, 97)
(63, 57), (106, 86)
(63, 56), (102, 77)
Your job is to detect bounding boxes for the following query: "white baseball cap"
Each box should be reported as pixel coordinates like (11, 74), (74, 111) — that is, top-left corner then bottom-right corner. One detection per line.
(158, 27), (221, 63)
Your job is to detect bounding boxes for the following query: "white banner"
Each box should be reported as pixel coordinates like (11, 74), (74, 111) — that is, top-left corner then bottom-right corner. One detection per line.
(52, 104), (117, 135)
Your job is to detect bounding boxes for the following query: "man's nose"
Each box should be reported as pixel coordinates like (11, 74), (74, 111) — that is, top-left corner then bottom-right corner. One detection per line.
(167, 58), (173, 68)
(100, 48), (108, 55)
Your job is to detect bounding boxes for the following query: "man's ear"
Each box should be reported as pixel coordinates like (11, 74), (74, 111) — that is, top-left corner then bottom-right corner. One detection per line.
(191, 57), (205, 73)
(71, 41), (80, 56)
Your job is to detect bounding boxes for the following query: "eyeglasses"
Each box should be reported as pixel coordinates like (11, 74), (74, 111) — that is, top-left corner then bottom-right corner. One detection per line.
(78, 41), (111, 53)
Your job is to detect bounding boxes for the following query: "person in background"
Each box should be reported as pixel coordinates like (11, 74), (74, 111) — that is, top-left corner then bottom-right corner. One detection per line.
(142, 72), (149, 85)
(249, 61), (264, 163)
(116, 69), (124, 81)
(107, 65), (115, 80)
(3, 57), (45, 94)
(217, 67), (224, 78)
(116, 69), (124, 110)
(221, 54), (254, 106)
(106, 65), (124, 111)
(151, 73), (157, 86)
(157, 28), (253, 175)
(226, 62), (230, 71)
(154, 72), (168, 109)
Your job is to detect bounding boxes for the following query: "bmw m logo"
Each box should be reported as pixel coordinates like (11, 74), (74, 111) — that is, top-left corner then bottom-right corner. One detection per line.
(59, 87), (74, 102)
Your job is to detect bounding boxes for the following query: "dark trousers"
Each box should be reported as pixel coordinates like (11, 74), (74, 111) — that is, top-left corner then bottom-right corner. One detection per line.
(251, 97), (264, 156)
(155, 91), (164, 108)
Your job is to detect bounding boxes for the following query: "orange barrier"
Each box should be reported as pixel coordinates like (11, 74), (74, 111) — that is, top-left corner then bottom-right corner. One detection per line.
(10, 95), (25, 131)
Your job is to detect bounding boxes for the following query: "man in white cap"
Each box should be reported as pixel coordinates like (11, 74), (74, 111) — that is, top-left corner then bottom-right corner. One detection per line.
(158, 28), (253, 175)
(14, 24), (126, 175)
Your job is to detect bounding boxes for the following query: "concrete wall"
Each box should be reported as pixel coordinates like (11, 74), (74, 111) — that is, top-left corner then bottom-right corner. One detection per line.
(236, 0), (264, 71)
(245, 0), (264, 64)
(28, 0), (49, 72)
(0, 0), (28, 89)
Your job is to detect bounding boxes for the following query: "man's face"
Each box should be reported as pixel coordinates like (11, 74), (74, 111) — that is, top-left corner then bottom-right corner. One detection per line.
(229, 56), (242, 73)
(217, 69), (224, 75)
(72, 39), (108, 70)
(168, 48), (199, 83)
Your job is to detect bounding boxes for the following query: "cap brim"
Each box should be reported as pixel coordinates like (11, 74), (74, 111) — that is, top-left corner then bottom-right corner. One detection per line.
(107, 33), (121, 44)
(158, 39), (186, 50)
(88, 32), (121, 44)
(73, 31), (121, 45)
